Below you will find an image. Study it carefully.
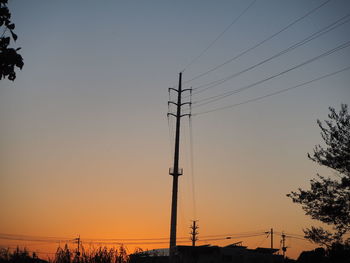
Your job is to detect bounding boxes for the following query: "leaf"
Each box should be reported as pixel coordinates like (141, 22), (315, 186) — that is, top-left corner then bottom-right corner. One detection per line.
(0, 36), (10, 47)
(7, 22), (14, 30)
(10, 29), (17, 41)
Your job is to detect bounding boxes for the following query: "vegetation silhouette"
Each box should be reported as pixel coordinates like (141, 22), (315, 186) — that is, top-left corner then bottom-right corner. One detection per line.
(53, 244), (128, 263)
(2, 241), (349, 262)
(288, 104), (350, 262)
(0, 247), (47, 263)
(0, 245), (130, 263)
(0, 0), (23, 81)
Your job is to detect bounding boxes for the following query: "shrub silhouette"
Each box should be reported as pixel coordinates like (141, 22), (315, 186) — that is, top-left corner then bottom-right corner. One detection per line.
(53, 244), (128, 263)
(0, 247), (47, 263)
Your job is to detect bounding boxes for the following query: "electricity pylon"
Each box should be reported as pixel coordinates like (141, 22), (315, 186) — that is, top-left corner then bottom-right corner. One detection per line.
(167, 72), (191, 261)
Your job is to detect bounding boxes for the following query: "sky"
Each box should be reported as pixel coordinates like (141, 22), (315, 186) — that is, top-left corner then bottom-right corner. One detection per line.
(1, 0), (350, 260)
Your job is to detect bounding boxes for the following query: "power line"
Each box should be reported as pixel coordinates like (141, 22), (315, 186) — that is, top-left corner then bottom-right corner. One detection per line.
(0, 232), (274, 257)
(190, 13), (350, 94)
(255, 233), (270, 248)
(198, 233), (267, 243)
(197, 232), (267, 239)
(0, 229), (286, 243)
(0, 236), (180, 242)
(0, 231), (266, 243)
(79, 240), (187, 246)
(184, 0), (332, 84)
(285, 236), (310, 242)
(274, 232), (312, 242)
(35, 235), (268, 246)
(189, 115), (197, 220)
(0, 231), (278, 258)
(0, 233), (72, 240)
(193, 65), (350, 116)
(192, 39), (350, 108)
(274, 231), (305, 238)
(181, 0), (257, 72)
(0, 236), (74, 243)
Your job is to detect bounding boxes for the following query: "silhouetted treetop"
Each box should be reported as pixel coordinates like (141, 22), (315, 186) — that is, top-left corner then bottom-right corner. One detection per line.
(308, 104), (350, 177)
(0, 0), (23, 81)
(288, 104), (350, 247)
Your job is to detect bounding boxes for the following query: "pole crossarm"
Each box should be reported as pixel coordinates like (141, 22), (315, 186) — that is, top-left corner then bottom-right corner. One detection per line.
(167, 113), (191, 118)
(169, 87), (179, 93)
(167, 113), (177, 118)
(168, 101), (178, 106)
(169, 87), (192, 93)
(181, 88), (192, 93)
(168, 101), (191, 106)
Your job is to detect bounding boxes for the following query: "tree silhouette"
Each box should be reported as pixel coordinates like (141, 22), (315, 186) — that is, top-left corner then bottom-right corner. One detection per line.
(0, 0), (23, 81)
(288, 104), (350, 248)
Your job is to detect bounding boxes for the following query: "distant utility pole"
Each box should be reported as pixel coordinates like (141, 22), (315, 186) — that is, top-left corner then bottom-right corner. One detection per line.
(281, 232), (287, 258)
(168, 72), (191, 261)
(270, 228), (273, 250)
(75, 235), (81, 257)
(190, 221), (199, 246)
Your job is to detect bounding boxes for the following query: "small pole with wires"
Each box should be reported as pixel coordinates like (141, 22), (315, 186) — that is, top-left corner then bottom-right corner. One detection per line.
(281, 232), (287, 258)
(75, 235), (81, 258)
(270, 228), (273, 250)
(263, 229), (273, 249)
(190, 220), (199, 247)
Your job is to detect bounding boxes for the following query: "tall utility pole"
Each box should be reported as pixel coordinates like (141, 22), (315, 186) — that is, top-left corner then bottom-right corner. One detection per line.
(168, 72), (191, 260)
(190, 220), (199, 247)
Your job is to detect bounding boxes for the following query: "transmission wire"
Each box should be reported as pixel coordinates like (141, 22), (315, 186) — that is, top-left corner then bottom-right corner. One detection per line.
(191, 13), (350, 94)
(189, 113), (197, 220)
(184, 0), (332, 84)
(193, 65), (350, 116)
(181, 0), (258, 72)
(255, 233), (270, 248)
(0, 231), (268, 243)
(192, 40), (350, 108)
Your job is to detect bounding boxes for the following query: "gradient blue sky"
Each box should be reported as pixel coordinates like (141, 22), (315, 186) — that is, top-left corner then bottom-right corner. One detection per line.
(1, 0), (350, 259)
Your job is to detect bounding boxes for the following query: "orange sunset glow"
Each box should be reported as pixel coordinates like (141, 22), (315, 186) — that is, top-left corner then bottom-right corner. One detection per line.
(1, 0), (350, 262)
